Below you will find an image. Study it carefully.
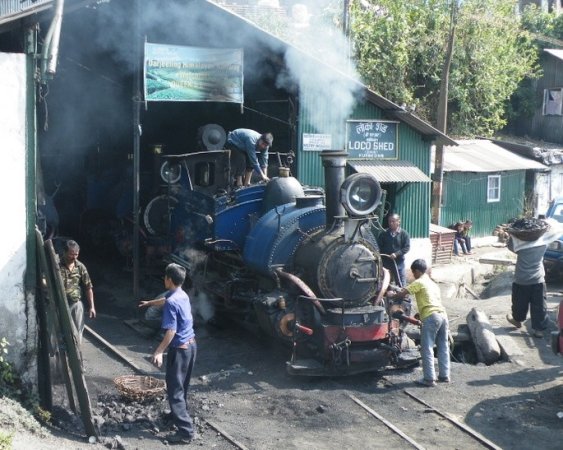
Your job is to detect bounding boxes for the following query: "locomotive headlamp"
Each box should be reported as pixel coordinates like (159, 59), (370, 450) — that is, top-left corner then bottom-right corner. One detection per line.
(160, 161), (181, 184)
(340, 173), (382, 217)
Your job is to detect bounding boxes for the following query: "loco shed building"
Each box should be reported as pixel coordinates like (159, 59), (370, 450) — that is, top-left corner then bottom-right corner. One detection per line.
(0, 0), (453, 384)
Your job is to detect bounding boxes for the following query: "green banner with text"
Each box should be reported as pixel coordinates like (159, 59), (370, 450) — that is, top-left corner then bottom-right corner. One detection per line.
(144, 43), (244, 103)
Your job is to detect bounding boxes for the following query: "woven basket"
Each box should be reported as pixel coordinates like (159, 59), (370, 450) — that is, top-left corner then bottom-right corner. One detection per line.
(113, 375), (165, 401)
(506, 225), (548, 242)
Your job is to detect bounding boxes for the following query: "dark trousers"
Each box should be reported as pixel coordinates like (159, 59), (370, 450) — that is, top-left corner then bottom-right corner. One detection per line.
(226, 142), (249, 178)
(383, 259), (406, 287)
(166, 344), (197, 438)
(511, 282), (549, 330)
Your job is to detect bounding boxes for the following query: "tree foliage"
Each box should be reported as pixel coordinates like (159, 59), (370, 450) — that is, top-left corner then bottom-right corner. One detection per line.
(350, 0), (540, 137)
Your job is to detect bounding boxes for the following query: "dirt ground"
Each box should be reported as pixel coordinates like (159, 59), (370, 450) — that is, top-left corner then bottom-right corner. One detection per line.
(3, 245), (563, 449)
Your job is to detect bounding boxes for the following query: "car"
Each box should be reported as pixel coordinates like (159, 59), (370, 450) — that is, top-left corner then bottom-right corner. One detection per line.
(551, 300), (563, 356)
(543, 197), (563, 282)
(544, 197), (563, 356)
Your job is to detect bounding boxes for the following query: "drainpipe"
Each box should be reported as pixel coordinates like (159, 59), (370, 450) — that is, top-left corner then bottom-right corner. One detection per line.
(41, 0), (65, 79)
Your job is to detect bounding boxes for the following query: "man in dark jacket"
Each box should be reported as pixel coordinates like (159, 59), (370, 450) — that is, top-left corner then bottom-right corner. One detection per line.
(377, 213), (411, 287)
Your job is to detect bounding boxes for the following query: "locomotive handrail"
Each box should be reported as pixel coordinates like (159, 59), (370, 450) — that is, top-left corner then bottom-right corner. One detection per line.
(298, 295), (345, 304)
(380, 253), (404, 288)
(298, 295), (347, 331)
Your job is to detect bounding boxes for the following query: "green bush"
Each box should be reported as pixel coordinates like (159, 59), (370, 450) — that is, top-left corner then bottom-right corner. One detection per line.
(0, 430), (14, 450)
(0, 338), (21, 400)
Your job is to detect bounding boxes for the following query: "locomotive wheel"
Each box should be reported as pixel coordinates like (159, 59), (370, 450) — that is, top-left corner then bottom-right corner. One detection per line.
(279, 313), (295, 337)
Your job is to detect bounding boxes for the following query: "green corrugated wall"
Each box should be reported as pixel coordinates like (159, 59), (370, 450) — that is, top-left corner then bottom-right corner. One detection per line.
(440, 170), (526, 237)
(296, 94), (431, 238)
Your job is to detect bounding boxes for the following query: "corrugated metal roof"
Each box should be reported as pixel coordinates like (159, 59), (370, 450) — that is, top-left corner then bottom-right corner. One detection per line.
(442, 139), (549, 172)
(348, 160), (432, 183)
(545, 49), (563, 61)
(0, 0), (55, 26)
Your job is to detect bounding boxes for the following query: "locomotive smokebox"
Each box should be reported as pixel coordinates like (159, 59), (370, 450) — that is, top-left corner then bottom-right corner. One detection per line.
(320, 150), (348, 229)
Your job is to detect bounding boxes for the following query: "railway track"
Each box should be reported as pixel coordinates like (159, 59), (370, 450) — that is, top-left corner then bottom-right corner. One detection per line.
(84, 323), (505, 450)
(347, 388), (502, 450)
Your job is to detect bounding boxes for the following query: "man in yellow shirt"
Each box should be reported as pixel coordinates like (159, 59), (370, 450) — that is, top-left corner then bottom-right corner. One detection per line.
(388, 259), (450, 387)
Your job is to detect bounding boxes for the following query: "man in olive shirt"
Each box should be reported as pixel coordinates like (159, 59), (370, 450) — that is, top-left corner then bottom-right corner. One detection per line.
(59, 240), (96, 343)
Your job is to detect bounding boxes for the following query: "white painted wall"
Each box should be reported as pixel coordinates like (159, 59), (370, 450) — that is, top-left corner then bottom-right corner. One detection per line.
(404, 238), (433, 283)
(0, 52), (35, 378)
(549, 165), (563, 205)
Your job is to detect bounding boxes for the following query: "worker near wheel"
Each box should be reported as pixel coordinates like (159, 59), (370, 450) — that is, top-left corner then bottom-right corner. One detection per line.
(226, 128), (272, 186)
(387, 259), (450, 387)
(139, 263), (197, 445)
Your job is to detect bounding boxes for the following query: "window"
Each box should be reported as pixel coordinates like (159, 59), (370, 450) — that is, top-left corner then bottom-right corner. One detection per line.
(487, 175), (501, 203)
(543, 88), (563, 115)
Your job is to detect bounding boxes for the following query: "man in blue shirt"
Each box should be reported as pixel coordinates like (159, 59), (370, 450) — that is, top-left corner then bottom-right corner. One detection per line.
(139, 263), (196, 444)
(226, 128), (273, 186)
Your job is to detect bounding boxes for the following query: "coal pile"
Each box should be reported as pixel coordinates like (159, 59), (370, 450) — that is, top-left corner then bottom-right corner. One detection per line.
(507, 218), (549, 241)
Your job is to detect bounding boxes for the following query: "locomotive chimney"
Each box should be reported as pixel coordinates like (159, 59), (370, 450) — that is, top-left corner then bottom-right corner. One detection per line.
(320, 150), (348, 229)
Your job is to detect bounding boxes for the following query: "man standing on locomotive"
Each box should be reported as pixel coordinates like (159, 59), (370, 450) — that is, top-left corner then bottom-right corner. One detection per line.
(226, 128), (272, 187)
(377, 213), (411, 287)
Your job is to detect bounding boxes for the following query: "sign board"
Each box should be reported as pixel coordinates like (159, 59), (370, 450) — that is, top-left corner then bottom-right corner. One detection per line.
(144, 43), (244, 103)
(345, 120), (399, 159)
(303, 133), (332, 151)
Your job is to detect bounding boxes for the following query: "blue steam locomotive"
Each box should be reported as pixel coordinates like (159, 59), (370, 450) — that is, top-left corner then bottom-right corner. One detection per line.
(144, 148), (419, 376)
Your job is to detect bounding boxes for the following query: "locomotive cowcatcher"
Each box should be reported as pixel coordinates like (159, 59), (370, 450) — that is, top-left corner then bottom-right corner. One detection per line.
(144, 148), (420, 376)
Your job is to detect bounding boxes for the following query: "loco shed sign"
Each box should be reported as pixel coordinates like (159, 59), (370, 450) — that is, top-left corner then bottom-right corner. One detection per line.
(346, 120), (399, 159)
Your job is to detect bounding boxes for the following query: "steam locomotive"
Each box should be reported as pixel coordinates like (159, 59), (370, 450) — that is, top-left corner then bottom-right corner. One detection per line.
(144, 140), (420, 376)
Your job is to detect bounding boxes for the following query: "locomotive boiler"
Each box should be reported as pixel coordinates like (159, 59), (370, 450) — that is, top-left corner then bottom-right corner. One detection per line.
(145, 148), (419, 376)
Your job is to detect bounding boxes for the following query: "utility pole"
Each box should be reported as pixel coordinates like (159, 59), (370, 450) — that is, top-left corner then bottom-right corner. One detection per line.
(431, 1), (458, 225)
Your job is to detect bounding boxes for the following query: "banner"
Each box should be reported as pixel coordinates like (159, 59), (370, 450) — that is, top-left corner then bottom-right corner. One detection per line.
(144, 43), (244, 103)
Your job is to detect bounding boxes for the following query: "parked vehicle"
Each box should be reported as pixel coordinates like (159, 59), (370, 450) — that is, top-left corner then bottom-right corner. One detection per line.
(545, 197), (563, 355)
(543, 197), (563, 282)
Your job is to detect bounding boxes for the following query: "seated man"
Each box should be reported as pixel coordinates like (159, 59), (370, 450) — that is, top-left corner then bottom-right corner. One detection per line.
(226, 128), (272, 186)
(453, 222), (470, 256)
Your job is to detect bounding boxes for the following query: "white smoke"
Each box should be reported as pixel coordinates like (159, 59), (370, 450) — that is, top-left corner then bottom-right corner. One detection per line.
(191, 291), (216, 324)
(91, 0), (362, 144)
(275, 0), (362, 145)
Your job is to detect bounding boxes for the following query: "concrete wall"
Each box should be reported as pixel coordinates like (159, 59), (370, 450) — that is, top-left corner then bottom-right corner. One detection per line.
(0, 52), (36, 379)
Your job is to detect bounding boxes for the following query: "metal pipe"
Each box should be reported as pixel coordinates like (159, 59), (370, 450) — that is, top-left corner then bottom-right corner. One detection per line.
(41, 0), (65, 78)
(275, 268), (326, 315)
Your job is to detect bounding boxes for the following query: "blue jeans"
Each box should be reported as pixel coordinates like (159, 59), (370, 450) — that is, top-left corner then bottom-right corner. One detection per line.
(420, 312), (450, 381)
(166, 343), (197, 438)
